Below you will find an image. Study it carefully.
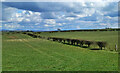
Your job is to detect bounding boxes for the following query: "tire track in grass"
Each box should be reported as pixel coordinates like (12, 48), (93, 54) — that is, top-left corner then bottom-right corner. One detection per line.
(5, 34), (83, 70)
(40, 41), (82, 70)
(22, 40), (55, 58)
(24, 39), (81, 70)
(21, 39), (65, 70)
(14, 34), (65, 69)
(19, 33), (82, 70)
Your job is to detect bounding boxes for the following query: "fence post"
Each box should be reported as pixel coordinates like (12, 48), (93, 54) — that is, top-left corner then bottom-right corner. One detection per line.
(115, 44), (118, 51)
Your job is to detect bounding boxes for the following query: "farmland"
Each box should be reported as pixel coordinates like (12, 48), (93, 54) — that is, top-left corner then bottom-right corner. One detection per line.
(39, 31), (118, 51)
(2, 31), (118, 71)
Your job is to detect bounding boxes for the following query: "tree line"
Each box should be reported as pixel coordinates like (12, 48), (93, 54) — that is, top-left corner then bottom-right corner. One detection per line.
(23, 32), (107, 50)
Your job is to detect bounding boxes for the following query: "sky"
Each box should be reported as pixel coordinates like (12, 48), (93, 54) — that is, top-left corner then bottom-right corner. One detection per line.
(0, 1), (119, 31)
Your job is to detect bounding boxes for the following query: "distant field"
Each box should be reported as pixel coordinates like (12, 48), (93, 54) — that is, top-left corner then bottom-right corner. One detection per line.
(39, 31), (118, 51)
(2, 32), (118, 71)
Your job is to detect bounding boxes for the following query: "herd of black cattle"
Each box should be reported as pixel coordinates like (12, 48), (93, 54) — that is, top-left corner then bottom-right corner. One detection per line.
(23, 32), (107, 50)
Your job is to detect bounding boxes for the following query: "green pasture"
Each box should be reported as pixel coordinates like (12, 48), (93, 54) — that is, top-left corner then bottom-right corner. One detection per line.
(39, 31), (118, 51)
(2, 32), (118, 71)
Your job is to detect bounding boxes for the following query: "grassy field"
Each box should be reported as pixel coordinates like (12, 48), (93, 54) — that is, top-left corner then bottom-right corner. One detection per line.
(0, 32), (2, 72)
(39, 31), (118, 51)
(2, 31), (118, 71)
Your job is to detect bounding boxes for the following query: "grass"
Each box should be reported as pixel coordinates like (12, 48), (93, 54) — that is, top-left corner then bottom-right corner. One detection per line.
(2, 32), (118, 71)
(0, 32), (2, 72)
(39, 31), (118, 51)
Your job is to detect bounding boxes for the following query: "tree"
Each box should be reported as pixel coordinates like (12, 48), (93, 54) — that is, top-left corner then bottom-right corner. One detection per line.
(57, 28), (61, 31)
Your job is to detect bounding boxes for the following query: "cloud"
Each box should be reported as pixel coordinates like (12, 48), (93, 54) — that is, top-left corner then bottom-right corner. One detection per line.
(41, 12), (57, 19)
(76, 26), (81, 29)
(66, 17), (75, 21)
(104, 11), (118, 17)
(57, 23), (62, 26)
(3, 2), (76, 12)
(44, 24), (49, 27)
(44, 19), (56, 24)
(99, 23), (107, 25)
(2, 5), (18, 21)
(79, 11), (99, 21)
(2, 2), (119, 31)
(2, 23), (23, 30)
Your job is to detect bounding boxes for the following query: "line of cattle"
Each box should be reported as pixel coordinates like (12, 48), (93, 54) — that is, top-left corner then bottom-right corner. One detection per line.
(23, 32), (107, 50)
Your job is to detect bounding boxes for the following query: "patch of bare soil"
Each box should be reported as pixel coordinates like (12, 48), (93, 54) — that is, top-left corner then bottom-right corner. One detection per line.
(8, 36), (18, 39)
(6, 39), (28, 42)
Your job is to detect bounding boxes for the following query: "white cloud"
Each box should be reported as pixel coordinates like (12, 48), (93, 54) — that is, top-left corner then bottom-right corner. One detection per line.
(100, 23), (107, 25)
(106, 16), (112, 19)
(0, 0), (5, 2)
(66, 17), (75, 21)
(76, 14), (87, 18)
(29, 11), (33, 15)
(34, 12), (41, 15)
(4, 23), (21, 29)
(35, 23), (39, 25)
(58, 23), (62, 26)
(2, 2), (119, 31)
(17, 18), (24, 22)
(25, 19), (30, 22)
(22, 11), (33, 17)
(90, 3), (94, 6)
(0, 20), (5, 23)
(44, 19), (56, 24)
(81, 2), (86, 7)
(76, 26), (80, 29)
(3, 8), (42, 23)
(16, 13), (21, 17)
(44, 24), (49, 27)
(62, 23), (66, 25)
(2, 6), (18, 21)
(22, 10), (26, 14)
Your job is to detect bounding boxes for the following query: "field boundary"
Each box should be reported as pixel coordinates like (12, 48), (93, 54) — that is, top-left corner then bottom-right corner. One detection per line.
(23, 32), (108, 51)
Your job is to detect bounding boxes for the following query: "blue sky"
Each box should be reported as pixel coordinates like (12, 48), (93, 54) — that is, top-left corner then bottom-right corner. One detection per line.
(1, 2), (119, 31)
